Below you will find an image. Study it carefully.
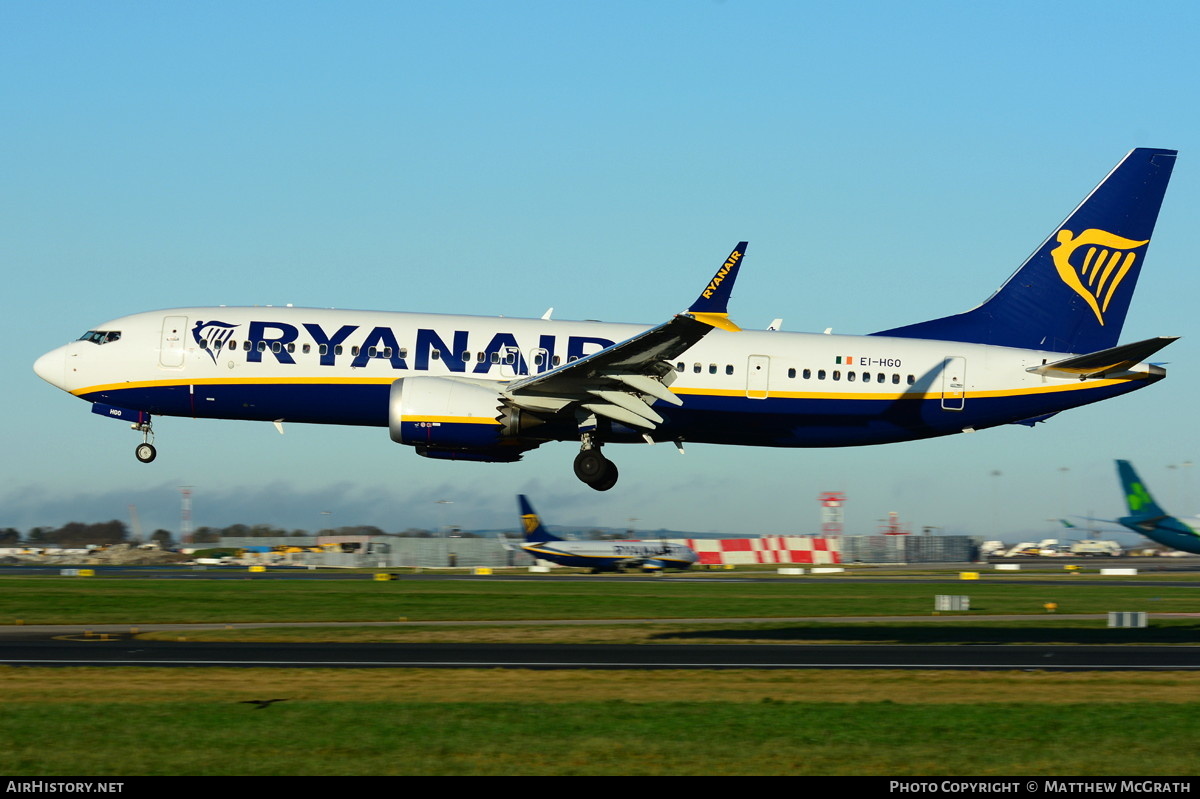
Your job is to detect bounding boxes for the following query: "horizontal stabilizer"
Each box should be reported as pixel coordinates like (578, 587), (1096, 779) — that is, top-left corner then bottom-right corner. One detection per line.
(1026, 336), (1178, 379)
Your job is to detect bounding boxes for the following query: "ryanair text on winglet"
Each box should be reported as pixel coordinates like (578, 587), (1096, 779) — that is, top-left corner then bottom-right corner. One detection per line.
(701, 250), (743, 299)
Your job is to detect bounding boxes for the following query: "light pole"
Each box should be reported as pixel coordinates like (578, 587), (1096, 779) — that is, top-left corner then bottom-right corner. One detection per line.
(435, 499), (454, 537)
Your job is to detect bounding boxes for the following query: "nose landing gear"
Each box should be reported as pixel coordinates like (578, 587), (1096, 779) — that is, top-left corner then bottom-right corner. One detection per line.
(132, 419), (156, 463)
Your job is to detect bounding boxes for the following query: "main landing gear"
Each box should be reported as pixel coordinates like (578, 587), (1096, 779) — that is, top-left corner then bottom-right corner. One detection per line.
(132, 419), (156, 463)
(574, 434), (618, 491)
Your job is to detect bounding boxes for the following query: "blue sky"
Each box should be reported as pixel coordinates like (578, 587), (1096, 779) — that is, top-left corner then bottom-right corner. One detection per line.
(4, 1), (1200, 545)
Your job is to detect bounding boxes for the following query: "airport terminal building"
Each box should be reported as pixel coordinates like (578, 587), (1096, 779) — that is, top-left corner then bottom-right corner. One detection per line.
(216, 533), (978, 569)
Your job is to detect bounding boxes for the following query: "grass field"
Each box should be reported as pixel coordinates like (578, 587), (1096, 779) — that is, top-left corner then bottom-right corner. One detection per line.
(4, 572), (1200, 624)
(3, 667), (1200, 776)
(3, 570), (1199, 775)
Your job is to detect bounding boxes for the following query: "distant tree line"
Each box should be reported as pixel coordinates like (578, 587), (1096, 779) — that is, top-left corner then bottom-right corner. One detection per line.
(190, 524), (479, 541)
(1, 521), (174, 548)
(0, 521), (488, 548)
(0, 521), (648, 547)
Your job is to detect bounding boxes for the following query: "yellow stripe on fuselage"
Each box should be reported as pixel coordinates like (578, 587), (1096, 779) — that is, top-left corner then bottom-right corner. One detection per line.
(72, 374), (1149, 403)
(672, 375), (1148, 402)
(71, 375), (402, 397)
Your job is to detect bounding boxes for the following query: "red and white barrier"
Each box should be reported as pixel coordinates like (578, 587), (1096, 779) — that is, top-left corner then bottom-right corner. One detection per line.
(671, 536), (842, 567)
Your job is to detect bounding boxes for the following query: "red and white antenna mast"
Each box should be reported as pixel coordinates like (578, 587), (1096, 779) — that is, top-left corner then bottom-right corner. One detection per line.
(879, 511), (910, 535)
(818, 491), (846, 537)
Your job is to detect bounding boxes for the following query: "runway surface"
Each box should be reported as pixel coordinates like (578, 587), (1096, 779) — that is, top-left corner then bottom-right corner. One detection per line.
(1, 621), (1198, 670)
(3, 562), (1197, 671)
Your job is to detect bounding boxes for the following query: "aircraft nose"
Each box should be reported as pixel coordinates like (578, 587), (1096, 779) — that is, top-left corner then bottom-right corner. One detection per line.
(33, 346), (67, 389)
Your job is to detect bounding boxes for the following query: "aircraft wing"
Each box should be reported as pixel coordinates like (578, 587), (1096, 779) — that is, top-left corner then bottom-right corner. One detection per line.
(501, 243), (746, 432)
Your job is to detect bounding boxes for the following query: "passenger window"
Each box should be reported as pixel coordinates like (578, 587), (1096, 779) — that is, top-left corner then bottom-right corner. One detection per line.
(693, 363), (701, 374)
(676, 362), (685, 372)
(302, 344), (311, 354)
(848, 371), (856, 382)
(725, 365), (734, 375)
(907, 375), (915, 385)
(892, 373), (899, 384)
(833, 371), (841, 381)
(709, 364), (717, 374)
(787, 368), (796, 379)
(803, 369), (811, 379)
(818, 370), (826, 380)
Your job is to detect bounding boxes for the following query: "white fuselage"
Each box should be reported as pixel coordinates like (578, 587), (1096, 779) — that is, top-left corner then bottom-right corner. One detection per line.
(34, 305), (1161, 450)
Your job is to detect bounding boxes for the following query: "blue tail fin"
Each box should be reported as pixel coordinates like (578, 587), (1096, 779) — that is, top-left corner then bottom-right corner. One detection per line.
(1116, 459), (1168, 520)
(873, 148), (1177, 353)
(517, 495), (559, 543)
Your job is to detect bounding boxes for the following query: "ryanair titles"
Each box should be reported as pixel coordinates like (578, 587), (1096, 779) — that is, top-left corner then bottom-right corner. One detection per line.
(191, 319), (614, 376)
(701, 248), (742, 300)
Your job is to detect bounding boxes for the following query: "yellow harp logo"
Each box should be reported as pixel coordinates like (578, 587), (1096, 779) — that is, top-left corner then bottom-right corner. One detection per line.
(1050, 228), (1149, 326)
(521, 513), (540, 535)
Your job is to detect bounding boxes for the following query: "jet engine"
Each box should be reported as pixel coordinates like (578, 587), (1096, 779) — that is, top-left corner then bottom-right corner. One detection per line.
(388, 376), (539, 462)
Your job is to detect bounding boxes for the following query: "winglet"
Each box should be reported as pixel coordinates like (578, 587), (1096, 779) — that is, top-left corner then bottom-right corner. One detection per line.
(517, 494), (559, 543)
(686, 242), (747, 332)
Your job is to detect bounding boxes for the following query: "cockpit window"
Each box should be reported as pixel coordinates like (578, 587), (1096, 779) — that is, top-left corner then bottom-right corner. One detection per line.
(78, 330), (121, 345)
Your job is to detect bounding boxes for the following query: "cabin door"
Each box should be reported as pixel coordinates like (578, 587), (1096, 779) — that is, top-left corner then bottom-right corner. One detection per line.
(747, 355), (770, 399)
(940, 356), (966, 410)
(159, 315), (188, 368)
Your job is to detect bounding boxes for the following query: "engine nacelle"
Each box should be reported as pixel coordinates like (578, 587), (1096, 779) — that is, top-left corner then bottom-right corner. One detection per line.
(389, 376), (536, 463)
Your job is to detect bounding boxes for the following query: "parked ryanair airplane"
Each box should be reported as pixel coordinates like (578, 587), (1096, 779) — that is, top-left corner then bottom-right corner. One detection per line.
(34, 149), (1177, 490)
(506, 494), (698, 572)
(1113, 460), (1200, 555)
